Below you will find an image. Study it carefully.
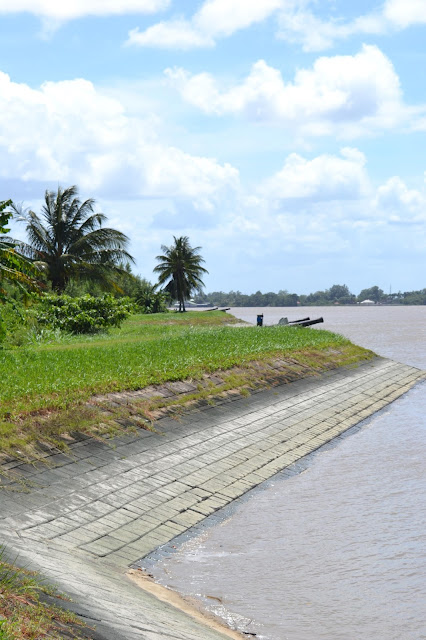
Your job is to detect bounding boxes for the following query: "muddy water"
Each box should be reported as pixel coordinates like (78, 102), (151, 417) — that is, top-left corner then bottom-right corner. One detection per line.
(148, 306), (426, 640)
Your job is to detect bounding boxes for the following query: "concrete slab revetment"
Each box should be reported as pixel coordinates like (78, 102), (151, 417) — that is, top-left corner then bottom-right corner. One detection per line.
(0, 357), (424, 639)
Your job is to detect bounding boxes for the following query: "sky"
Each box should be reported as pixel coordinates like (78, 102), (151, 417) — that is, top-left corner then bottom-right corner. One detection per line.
(1, 0), (426, 295)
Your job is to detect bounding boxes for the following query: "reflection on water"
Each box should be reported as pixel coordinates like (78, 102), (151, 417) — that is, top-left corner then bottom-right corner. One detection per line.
(148, 307), (426, 640)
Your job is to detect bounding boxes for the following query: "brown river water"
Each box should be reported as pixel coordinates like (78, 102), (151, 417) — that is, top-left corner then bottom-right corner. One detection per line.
(146, 306), (426, 640)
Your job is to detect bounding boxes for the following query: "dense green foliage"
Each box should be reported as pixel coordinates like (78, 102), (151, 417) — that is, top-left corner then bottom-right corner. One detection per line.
(134, 279), (169, 313)
(0, 311), (353, 421)
(0, 201), (41, 301)
(155, 236), (208, 311)
(196, 284), (426, 306)
(12, 185), (134, 293)
(0, 299), (30, 346)
(0, 201), (11, 234)
(196, 290), (299, 307)
(1, 201), (41, 345)
(62, 271), (169, 313)
(35, 294), (134, 334)
(397, 289), (426, 305)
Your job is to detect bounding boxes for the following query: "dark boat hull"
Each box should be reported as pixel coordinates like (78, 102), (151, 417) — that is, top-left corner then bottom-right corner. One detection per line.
(291, 317), (324, 327)
(288, 317), (310, 324)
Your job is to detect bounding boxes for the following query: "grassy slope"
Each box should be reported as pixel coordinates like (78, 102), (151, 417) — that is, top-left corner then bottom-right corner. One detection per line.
(0, 311), (373, 455)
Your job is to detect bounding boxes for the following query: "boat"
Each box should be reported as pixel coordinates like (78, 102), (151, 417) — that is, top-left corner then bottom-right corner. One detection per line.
(278, 317), (310, 325)
(290, 317), (324, 327)
(288, 317), (310, 324)
(173, 300), (216, 309)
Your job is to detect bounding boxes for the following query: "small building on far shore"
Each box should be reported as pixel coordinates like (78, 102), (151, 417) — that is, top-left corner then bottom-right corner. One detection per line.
(359, 299), (376, 305)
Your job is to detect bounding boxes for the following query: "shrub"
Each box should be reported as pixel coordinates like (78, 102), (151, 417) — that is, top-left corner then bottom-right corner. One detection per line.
(35, 294), (135, 334)
(136, 288), (169, 314)
(0, 300), (33, 346)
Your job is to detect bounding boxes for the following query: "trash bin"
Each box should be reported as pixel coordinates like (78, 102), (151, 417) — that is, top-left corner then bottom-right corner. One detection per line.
(256, 314), (264, 327)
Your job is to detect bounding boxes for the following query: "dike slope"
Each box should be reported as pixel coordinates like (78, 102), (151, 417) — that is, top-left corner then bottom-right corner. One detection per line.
(0, 356), (424, 639)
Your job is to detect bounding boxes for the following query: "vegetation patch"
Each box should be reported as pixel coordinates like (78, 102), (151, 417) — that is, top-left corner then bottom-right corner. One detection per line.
(0, 311), (373, 460)
(0, 548), (95, 639)
(35, 294), (134, 334)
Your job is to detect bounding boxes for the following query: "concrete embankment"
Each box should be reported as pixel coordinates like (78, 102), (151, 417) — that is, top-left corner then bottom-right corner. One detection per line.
(0, 357), (424, 639)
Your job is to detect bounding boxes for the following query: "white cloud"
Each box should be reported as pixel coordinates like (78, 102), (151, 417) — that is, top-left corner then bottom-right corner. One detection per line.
(384, 0), (426, 29)
(127, 21), (214, 49)
(193, 0), (283, 38)
(277, 0), (426, 52)
(277, 8), (385, 52)
(166, 46), (414, 138)
(123, 0), (426, 52)
(0, 71), (239, 209)
(126, 0), (282, 48)
(258, 148), (370, 201)
(374, 176), (426, 223)
(0, 0), (169, 21)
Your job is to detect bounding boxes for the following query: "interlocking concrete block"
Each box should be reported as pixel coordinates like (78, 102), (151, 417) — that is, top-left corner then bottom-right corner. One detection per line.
(0, 357), (423, 640)
(170, 509), (205, 528)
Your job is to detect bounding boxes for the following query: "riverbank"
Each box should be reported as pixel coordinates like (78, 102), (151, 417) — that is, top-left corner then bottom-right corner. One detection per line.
(128, 569), (246, 639)
(0, 352), (424, 639)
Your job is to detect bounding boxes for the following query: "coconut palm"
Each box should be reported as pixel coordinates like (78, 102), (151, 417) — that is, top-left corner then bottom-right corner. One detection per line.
(0, 200), (41, 298)
(12, 186), (134, 293)
(154, 236), (208, 312)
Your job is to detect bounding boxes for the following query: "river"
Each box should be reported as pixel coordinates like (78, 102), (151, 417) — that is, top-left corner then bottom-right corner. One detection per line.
(147, 306), (426, 640)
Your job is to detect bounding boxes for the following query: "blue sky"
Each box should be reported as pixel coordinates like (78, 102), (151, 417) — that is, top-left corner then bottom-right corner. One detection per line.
(1, 0), (425, 295)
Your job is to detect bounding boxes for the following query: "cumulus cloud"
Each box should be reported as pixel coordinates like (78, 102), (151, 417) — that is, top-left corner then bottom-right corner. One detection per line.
(258, 148), (370, 202)
(374, 176), (426, 223)
(126, 0), (282, 48)
(0, 0), (169, 21)
(0, 71), (239, 209)
(166, 46), (415, 138)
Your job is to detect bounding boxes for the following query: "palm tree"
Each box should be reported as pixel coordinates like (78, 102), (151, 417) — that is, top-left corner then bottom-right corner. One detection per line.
(0, 200), (41, 298)
(154, 236), (208, 312)
(12, 186), (134, 293)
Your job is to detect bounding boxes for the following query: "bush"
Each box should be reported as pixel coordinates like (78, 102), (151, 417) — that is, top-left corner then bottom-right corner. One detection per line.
(136, 290), (169, 314)
(0, 300), (33, 346)
(35, 294), (135, 334)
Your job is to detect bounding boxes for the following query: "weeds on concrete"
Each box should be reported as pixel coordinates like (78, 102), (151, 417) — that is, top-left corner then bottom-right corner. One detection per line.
(0, 547), (92, 639)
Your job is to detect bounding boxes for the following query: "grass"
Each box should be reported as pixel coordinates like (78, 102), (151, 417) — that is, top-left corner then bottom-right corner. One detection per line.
(0, 310), (373, 457)
(0, 547), (94, 639)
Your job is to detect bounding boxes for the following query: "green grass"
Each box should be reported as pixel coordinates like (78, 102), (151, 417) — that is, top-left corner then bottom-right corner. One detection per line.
(0, 311), (373, 455)
(1, 312), (353, 417)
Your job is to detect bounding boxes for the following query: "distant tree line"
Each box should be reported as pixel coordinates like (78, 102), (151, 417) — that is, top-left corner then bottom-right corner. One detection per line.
(195, 284), (426, 306)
